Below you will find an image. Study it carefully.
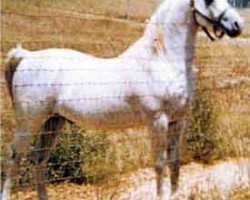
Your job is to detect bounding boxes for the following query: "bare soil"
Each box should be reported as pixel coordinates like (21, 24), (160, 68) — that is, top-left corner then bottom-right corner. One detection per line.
(11, 158), (250, 200)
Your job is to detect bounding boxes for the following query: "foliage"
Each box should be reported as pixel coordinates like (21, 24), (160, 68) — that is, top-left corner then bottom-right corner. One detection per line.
(185, 88), (222, 164)
(46, 127), (85, 184)
(14, 126), (114, 187)
(48, 126), (115, 184)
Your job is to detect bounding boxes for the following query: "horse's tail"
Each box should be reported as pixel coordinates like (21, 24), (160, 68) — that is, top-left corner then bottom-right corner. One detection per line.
(5, 44), (27, 101)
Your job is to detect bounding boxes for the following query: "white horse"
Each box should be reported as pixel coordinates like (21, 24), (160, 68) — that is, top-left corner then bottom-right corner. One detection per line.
(2, 0), (243, 199)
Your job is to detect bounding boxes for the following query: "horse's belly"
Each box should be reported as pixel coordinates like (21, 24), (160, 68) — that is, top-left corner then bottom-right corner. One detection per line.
(60, 105), (147, 130)
(87, 111), (146, 130)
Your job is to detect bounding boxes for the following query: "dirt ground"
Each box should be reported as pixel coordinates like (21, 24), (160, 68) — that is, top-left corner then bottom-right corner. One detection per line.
(11, 158), (250, 200)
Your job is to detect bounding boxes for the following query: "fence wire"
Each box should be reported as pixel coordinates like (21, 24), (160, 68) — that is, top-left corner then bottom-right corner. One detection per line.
(1, 2), (250, 200)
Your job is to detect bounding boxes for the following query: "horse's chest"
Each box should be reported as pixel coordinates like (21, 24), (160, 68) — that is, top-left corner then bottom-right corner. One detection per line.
(142, 61), (190, 102)
(137, 70), (190, 120)
(152, 73), (189, 103)
(160, 78), (189, 118)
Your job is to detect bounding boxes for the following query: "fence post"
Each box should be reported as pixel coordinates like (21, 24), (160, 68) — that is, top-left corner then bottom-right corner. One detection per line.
(50, 0), (54, 7)
(126, 0), (130, 19)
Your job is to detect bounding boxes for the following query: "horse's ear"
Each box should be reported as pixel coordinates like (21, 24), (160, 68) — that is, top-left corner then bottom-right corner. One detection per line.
(205, 0), (214, 6)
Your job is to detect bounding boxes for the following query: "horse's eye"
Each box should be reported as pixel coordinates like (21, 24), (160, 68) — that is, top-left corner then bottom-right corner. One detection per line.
(222, 17), (229, 21)
(205, 0), (214, 6)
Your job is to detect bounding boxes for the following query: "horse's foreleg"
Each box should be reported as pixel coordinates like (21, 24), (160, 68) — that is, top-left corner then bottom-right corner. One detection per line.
(150, 113), (169, 199)
(167, 120), (184, 194)
(30, 115), (66, 200)
(2, 130), (31, 200)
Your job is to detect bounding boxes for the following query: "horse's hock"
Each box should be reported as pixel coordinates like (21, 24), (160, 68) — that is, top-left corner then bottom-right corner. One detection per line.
(1, 0), (250, 200)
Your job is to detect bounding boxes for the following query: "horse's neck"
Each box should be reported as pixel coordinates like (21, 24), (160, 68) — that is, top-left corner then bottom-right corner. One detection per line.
(161, 0), (197, 99)
(119, 35), (154, 60)
(120, 0), (197, 100)
(119, 4), (168, 60)
(121, 0), (197, 71)
(164, 20), (197, 70)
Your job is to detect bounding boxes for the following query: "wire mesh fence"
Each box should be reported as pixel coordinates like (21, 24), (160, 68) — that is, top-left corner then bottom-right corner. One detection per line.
(1, 0), (250, 200)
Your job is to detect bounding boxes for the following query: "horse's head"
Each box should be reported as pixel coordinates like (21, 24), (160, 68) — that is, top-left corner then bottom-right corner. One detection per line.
(192, 0), (244, 39)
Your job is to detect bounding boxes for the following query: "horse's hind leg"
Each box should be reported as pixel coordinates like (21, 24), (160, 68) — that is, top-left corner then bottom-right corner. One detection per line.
(2, 122), (31, 200)
(167, 120), (184, 194)
(30, 115), (66, 200)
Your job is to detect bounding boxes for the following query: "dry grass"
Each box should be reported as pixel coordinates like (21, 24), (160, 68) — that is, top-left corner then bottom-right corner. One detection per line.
(1, 0), (250, 164)
(2, 0), (161, 21)
(194, 37), (250, 159)
(229, 187), (250, 200)
(1, 1), (250, 199)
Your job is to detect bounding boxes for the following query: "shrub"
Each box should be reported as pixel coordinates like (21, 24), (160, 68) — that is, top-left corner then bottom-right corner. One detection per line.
(185, 89), (222, 164)
(46, 127), (85, 184)
(12, 125), (113, 187)
(47, 126), (115, 184)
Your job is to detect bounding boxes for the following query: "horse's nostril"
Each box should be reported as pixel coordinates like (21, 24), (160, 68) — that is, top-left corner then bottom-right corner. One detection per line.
(234, 21), (240, 30)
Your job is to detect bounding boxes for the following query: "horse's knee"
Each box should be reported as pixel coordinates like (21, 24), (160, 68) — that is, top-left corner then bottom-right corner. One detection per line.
(155, 160), (165, 175)
(169, 120), (186, 133)
(151, 113), (169, 153)
(167, 123), (181, 162)
(8, 143), (22, 166)
(29, 148), (50, 166)
(30, 135), (54, 165)
(152, 113), (169, 132)
(12, 133), (30, 153)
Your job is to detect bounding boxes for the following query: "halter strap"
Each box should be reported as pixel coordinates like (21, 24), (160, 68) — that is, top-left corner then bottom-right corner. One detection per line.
(190, 0), (229, 41)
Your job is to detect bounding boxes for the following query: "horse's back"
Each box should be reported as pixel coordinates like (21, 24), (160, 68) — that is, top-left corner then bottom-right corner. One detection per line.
(11, 48), (133, 118)
(11, 49), (94, 113)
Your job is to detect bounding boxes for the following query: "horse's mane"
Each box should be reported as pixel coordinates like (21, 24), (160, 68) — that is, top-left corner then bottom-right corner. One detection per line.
(120, 0), (173, 58)
(144, 0), (173, 38)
